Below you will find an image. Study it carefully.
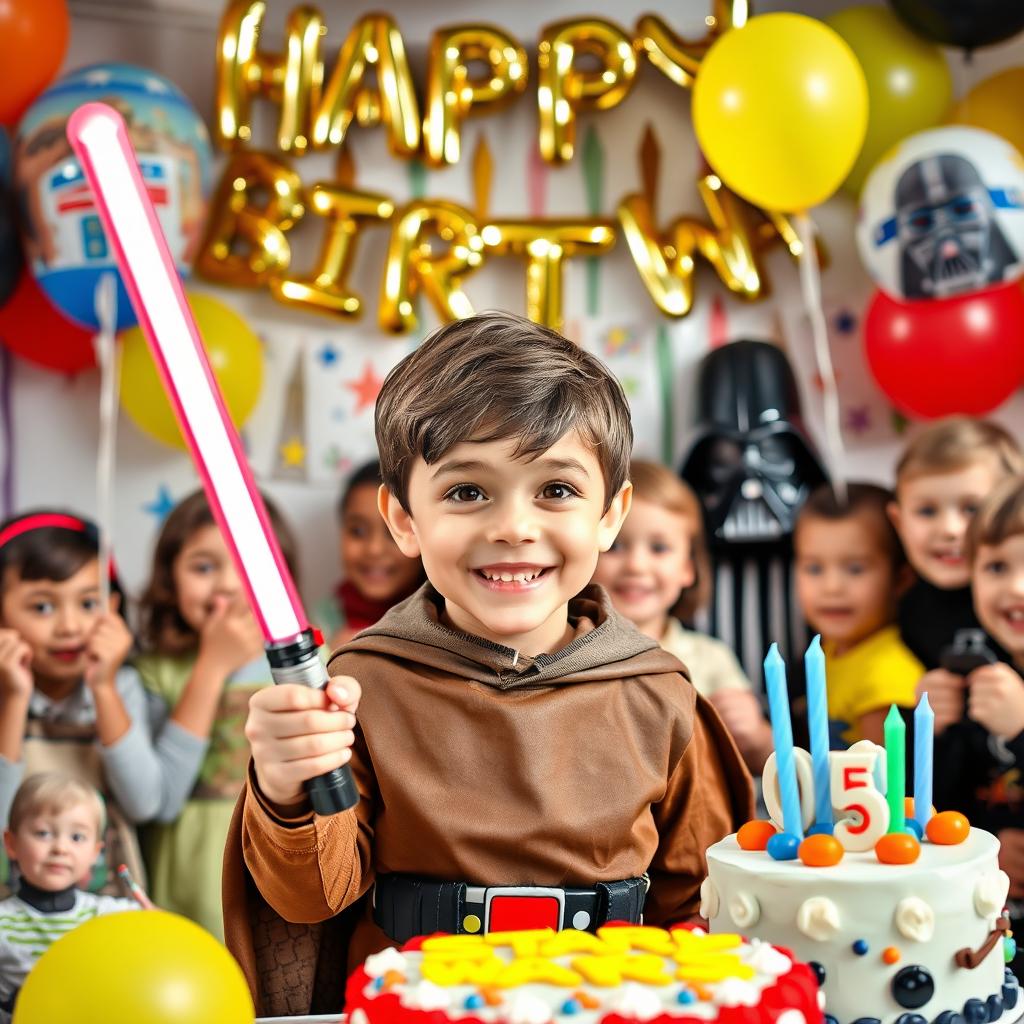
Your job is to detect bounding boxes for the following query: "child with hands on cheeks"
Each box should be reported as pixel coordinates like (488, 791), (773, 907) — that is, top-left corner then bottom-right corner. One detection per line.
(0, 773), (138, 1020)
(312, 460), (424, 649)
(0, 512), (195, 895)
(135, 490), (298, 940)
(934, 475), (1024, 976)
(592, 460), (772, 773)
(794, 483), (922, 747)
(224, 313), (752, 1017)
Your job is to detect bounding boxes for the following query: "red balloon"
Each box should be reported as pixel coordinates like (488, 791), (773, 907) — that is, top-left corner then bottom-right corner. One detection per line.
(0, 272), (94, 373)
(864, 283), (1024, 418)
(0, 0), (69, 125)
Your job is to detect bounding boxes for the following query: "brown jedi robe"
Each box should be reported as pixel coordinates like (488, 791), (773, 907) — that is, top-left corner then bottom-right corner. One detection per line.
(222, 584), (753, 1016)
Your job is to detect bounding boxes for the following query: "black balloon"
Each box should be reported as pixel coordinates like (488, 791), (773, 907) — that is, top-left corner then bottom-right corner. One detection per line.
(889, 0), (1024, 50)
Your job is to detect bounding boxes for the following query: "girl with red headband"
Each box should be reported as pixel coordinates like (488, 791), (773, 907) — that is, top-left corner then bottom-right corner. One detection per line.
(0, 511), (207, 898)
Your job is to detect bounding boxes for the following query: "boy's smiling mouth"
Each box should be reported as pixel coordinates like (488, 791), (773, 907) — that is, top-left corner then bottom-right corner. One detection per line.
(472, 563), (553, 589)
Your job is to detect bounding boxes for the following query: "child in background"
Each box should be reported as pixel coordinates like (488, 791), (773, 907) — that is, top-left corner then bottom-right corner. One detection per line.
(0, 511), (200, 895)
(795, 483), (922, 746)
(313, 460), (424, 649)
(134, 489), (298, 940)
(593, 460), (773, 773)
(955, 476), (1024, 976)
(0, 773), (138, 1020)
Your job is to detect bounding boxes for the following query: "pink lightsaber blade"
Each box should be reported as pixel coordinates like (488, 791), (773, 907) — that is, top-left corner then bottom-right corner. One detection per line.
(67, 102), (357, 815)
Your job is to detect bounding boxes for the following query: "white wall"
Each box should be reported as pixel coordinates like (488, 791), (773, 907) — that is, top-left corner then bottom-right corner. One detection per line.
(12, 0), (1024, 610)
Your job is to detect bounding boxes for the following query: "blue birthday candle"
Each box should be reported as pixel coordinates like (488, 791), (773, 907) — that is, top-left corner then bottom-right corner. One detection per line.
(805, 635), (833, 829)
(914, 694), (933, 833)
(765, 643), (803, 839)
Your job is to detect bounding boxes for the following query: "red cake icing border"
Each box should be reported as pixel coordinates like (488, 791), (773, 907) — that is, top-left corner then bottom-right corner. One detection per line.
(345, 928), (824, 1024)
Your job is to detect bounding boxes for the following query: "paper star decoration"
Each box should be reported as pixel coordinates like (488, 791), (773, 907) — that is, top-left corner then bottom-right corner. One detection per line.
(318, 343), (340, 368)
(279, 437), (306, 468)
(344, 361), (384, 413)
(142, 484), (175, 523)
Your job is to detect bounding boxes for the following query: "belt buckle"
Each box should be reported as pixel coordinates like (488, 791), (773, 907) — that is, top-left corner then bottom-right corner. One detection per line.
(484, 886), (565, 933)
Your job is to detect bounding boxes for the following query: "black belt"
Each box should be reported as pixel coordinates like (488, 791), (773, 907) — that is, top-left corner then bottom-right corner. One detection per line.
(372, 874), (647, 945)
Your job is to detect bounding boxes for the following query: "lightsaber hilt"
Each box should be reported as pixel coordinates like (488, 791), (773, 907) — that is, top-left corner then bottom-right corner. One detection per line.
(266, 628), (359, 815)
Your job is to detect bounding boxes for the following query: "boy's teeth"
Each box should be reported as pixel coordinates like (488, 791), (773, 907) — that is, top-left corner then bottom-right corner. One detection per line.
(483, 569), (540, 582)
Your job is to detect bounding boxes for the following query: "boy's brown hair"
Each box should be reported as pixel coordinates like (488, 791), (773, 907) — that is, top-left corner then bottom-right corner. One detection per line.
(967, 475), (1024, 565)
(895, 416), (1023, 489)
(375, 312), (633, 512)
(797, 482), (906, 568)
(627, 460), (711, 621)
(138, 489), (299, 655)
(8, 772), (104, 834)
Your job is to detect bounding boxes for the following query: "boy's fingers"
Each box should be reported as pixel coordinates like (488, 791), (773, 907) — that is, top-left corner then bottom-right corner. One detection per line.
(257, 708), (357, 739)
(251, 684), (334, 714)
(268, 748), (354, 791)
(270, 730), (355, 761)
(327, 676), (360, 710)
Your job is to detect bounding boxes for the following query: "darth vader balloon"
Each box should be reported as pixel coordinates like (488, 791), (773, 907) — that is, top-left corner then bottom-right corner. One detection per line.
(681, 340), (827, 548)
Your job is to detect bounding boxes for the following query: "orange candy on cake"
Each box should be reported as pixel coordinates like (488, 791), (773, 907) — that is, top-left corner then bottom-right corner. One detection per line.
(926, 811), (970, 845)
(737, 820), (777, 851)
(875, 832), (920, 864)
(798, 834), (844, 867)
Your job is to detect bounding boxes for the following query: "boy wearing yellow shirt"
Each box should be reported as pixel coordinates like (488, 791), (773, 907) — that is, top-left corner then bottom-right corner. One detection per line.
(794, 482), (922, 746)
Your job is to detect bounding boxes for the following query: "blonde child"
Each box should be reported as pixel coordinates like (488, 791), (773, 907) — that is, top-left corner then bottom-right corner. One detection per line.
(134, 489), (298, 940)
(0, 511), (199, 895)
(0, 773), (138, 1019)
(795, 483), (921, 746)
(593, 460), (772, 772)
(312, 460), (424, 649)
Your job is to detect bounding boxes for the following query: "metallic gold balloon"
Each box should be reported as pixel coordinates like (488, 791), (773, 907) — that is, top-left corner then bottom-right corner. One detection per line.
(215, 1), (324, 154)
(636, 2), (748, 89)
(537, 19), (638, 164)
(379, 201), (485, 333)
(617, 172), (804, 317)
(424, 25), (528, 166)
(195, 152), (304, 286)
(313, 14), (420, 156)
(480, 220), (615, 331)
(271, 184), (394, 318)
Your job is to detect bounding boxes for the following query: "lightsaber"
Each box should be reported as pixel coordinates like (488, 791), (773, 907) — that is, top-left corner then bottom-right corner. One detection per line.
(67, 103), (357, 816)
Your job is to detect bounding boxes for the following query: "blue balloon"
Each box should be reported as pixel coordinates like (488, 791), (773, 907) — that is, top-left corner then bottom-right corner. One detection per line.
(14, 63), (212, 330)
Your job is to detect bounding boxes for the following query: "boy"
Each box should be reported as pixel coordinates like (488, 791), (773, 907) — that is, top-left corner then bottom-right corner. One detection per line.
(0, 772), (137, 1018)
(955, 476), (1024, 976)
(223, 313), (753, 1017)
(794, 483), (921, 746)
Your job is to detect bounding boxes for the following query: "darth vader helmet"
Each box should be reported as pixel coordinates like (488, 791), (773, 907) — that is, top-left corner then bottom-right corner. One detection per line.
(680, 340), (827, 547)
(894, 153), (1018, 300)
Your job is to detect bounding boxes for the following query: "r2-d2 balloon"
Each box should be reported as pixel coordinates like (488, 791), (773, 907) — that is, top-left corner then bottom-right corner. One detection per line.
(857, 126), (1024, 301)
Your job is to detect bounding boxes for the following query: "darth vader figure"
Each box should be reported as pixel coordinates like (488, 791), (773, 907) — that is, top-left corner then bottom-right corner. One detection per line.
(890, 153), (1019, 300)
(681, 340), (827, 684)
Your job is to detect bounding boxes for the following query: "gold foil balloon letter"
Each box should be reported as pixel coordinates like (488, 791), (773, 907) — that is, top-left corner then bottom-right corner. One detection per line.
(380, 201), (485, 333)
(537, 19), (637, 164)
(312, 14), (420, 156)
(216, 0), (325, 154)
(195, 152), (304, 286)
(424, 25), (528, 166)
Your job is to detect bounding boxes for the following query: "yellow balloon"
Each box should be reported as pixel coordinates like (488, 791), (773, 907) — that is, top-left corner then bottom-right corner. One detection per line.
(692, 13), (868, 212)
(827, 5), (952, 196)
(13, 910), (254, 1024)
(949, 67), (1024, 160)
(119, 293), (263, 449)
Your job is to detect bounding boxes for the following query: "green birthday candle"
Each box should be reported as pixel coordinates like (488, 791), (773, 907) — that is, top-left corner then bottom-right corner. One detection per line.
(884, 705), (905, 834)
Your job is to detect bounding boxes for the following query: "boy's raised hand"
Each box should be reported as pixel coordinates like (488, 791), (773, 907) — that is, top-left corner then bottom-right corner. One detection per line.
(916, 668), (965, 736)
(245, 676), (360, 808)
(967, 662), (1024, 741)
(84, 611), (133, 690)
(0, 629), (33, 698)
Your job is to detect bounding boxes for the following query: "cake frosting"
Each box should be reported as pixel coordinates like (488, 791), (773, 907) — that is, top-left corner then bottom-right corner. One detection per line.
(344, 925), (824, 1024)
(704, 828), (1020, 1024)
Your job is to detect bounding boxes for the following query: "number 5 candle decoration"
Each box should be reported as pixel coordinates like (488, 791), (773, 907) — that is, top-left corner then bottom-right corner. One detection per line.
(67, 103), (358, 816)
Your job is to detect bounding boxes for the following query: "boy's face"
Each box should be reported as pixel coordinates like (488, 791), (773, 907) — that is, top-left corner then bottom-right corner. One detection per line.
(3, 801), (102, 891)
(973, 534), (1024, 662)
(889, 458), (1003, 589)
(0, 559), (110, 684)
(592, 498), (694, 633)
(380, 431), (631, 656)
(795, 512), (900, 654)
(339, 483), (422, 603)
